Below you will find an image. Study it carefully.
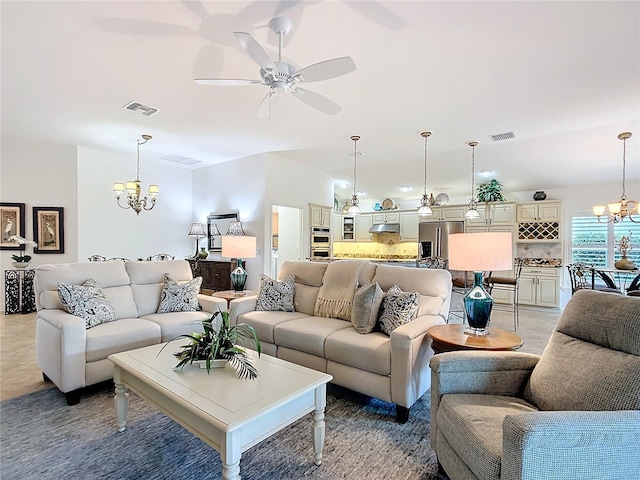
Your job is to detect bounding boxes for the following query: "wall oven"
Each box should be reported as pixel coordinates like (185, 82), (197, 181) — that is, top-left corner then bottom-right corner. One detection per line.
(310, 248), (331, 259)
(311, 227), (331, 248)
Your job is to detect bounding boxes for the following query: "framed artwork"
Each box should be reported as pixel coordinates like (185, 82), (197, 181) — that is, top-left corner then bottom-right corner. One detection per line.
(33, 207), (65, 254)
(207, 211), (238, 251)
(0, 203), (26, 250)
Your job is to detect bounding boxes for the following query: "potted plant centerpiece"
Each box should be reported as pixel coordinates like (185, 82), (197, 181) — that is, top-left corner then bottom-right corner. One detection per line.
(614, 232), (636, 270)
(167, 309), (261, 380)
(8, 235), (37, 268)
(476, 179), (506, 203)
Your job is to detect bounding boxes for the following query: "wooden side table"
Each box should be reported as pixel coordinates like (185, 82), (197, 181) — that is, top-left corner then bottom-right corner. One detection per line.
(428, 324), (523, 354)
(210, 290), (257, 308)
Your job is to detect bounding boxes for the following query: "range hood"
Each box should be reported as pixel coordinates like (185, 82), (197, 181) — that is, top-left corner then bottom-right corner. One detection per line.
(369, 223), (400, 234)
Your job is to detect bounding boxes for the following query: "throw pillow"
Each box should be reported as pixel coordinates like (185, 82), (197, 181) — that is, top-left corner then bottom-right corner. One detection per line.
(255, 274), (295, 312)
(157, 274), (203, 313)
(57, 279), (116, 329)
(378, 285), (421, 336)
(351, 282), (385, 334)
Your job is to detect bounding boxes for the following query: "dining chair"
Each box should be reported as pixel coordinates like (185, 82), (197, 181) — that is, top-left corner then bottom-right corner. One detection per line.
(627, 273), (640, 297)
(87, 255), (106, 262)
(147, 253), (175, 261)
(566, 263), (621, 295)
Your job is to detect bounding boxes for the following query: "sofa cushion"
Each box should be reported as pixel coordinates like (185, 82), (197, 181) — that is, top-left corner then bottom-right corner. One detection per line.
(256, 274), (295, 312)
(274, 316), (352, 357)
(239, 310), (309, 344)
(278, 261), (327, 315)
(58, 279), (116, 328)
(351, 282), (384, 334)
(378, 285), (420, 336)
(437, 393), (538, 480)
(157, 274), (202, 313)
(523, 290), (640, 411)
(85, 318), (161, 362)
(140, 311), (209, 342)
(325, 328), (390, 375)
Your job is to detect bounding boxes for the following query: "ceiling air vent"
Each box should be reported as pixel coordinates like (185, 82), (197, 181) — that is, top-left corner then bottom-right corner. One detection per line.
(123, 101), (159, 116)
(490, 131), (515, 141)
(161, 154), (201, 166)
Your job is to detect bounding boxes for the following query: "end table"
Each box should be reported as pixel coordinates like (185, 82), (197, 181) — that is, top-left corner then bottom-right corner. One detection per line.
(428, 324), (523, 354)
(210, 290), (257, 308)
(4, 269), (36, 314)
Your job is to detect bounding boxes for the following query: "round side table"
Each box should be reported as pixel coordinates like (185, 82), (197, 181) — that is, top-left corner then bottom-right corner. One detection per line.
(428, 324), (523, 354)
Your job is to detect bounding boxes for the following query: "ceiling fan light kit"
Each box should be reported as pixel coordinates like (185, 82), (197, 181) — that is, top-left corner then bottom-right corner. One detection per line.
(593, 132), (638, 223)
(195, 17), (356, 118)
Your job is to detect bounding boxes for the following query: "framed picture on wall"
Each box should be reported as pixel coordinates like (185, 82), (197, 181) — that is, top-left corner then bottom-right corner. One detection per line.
(207, 211), (238, 251)
(33, 207), (65, 254)
(0, 202), (26, 249)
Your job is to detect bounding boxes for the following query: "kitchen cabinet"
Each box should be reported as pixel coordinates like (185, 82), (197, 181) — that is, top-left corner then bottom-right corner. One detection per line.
(355, 214), (373, 242)
(331, 213), (342, 241)
(420, 205), (467, 222)
(399, 212), (419, 241)
(190, 259), (237, 293)
(310, 204), (332, 228)
(519, 266), (560, 307)
(467, 202), (515, 227)
(342, 215), (355, 241)
(517, 202), (561, 222)
(372, 212), (400, 223)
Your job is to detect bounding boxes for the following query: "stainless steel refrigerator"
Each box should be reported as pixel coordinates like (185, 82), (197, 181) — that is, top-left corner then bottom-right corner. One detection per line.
(418, 221), (465, 260)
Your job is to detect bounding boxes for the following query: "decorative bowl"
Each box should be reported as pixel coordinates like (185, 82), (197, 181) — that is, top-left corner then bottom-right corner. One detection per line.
(12, 262), (31, 269)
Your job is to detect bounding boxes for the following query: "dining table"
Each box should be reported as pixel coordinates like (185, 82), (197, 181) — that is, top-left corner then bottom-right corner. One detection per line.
(592, 267), (640, 294)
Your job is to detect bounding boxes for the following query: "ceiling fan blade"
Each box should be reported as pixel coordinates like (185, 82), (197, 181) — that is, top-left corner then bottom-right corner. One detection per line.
(194, 78), (261, 86)
(291, 88), (341, 115)
(233, 32), (277, 71)
(257, 91), (280, 119)
(292, 56), (356, 83)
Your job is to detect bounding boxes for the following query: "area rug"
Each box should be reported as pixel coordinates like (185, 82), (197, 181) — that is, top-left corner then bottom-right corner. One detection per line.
(1, 383), (447, 480)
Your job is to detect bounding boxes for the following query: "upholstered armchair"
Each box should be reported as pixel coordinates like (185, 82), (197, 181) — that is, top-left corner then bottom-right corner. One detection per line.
(429, 290), (640, 480)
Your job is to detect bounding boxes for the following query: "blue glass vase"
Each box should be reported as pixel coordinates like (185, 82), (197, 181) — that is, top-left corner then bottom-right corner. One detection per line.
(463, 271), (493, 335)
(230, 259), (247, 293)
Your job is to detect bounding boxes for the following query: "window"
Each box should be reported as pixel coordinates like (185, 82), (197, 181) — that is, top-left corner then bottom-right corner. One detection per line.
(571, 212), (640, 267)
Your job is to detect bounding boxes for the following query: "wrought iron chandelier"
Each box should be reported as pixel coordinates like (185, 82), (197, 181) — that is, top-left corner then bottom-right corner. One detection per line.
(347, 135), (362, 215)
(113, 134), (159, 215)
(465, 141), (481, 219)
(417, 131), (433, 216)
(593, 132), (638, 223)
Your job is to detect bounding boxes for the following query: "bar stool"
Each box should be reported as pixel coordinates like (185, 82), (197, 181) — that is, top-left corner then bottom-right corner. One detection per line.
(485, 257), (525, 331)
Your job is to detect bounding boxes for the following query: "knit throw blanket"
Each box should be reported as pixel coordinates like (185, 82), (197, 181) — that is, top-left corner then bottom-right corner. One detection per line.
(314, 260), (365, 320)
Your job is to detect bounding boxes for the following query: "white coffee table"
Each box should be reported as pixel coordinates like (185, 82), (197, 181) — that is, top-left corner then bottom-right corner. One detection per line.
(109, 341), (332, 480)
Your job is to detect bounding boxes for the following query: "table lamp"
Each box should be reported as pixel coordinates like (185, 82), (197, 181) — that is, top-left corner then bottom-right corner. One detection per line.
(221, 235), (257, 294)
(448, 232), (513, 335)
(187, 223), (206, 259)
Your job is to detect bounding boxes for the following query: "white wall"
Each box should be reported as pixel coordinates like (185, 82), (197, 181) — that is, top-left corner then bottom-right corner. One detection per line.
(77, 146), (193, 261)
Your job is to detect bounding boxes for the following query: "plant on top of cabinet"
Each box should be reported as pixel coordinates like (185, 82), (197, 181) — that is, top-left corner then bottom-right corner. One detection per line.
(477, 179), (506, 203)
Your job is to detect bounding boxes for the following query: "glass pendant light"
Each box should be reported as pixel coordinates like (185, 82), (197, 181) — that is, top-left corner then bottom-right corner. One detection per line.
(347, 135), (362, 215)
(465, 141), (481, 219)
(417, 131), (434, 216)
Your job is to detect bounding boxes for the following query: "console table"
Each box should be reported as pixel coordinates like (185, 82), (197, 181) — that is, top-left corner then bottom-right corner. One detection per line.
(189, 259), (237, 294)
(4, 269), (36, 314)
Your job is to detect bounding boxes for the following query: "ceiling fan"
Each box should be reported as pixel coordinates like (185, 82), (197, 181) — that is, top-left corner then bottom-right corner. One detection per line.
(194, 17), (356, 118)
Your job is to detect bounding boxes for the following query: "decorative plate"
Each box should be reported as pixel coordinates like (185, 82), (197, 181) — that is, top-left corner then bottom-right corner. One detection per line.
(435, 193), (449, 206)
(382, 198), (394, 210)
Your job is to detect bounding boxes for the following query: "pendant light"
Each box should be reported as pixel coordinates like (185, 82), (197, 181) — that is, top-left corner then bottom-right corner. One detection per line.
(417, 131), (434, 216)
(113, 134), (159, 215)
(347, 135), (362, 215)
(593, 132), (638, 223)
(464, 141), (481, 219)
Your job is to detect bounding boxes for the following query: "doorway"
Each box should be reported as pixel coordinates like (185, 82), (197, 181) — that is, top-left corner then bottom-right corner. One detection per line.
(271, 205), (302, 278)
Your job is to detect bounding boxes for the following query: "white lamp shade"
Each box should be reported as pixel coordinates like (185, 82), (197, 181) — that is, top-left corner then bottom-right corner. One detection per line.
(448, 232), (513, 272)
(592, 205), (606, 216)
(113, 182), (125, 193)
(187, 222), (206, 237)
(147, 184), (159, 196)
(221, 235), (257, 259)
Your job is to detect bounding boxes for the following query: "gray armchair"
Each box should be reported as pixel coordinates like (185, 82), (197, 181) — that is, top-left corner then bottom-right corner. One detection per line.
(429, 290), (640, 480)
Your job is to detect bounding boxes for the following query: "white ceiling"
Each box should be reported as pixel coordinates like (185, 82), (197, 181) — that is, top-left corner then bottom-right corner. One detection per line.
(2, 1), (639, 204)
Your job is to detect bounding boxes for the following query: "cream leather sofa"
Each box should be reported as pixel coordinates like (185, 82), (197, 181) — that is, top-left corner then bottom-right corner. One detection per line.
(34, 260), (227, 405)
(229, 260), (452, 422)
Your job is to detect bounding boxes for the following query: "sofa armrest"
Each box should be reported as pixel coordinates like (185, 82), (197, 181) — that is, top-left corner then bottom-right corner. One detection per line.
(197, 294), (227, 314)
(502, 410), (640, 480)
(35, 309), (87, 393)
(228, 295), (258, 326)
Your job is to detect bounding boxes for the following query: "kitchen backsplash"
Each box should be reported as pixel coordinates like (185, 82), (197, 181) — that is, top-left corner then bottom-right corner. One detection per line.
(333, 241), (418, 258)
(516, 243), (562, 259)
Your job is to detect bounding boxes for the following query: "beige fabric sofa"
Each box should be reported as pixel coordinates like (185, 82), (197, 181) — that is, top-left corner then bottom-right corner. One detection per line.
(34, 260), (227, 405)
(229, 260), (452, 422)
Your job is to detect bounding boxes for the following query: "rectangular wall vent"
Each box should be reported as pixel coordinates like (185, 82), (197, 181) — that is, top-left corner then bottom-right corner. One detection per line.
(161, 154), (201, 166)
(123, 101), (159, 116)
(490, 131), (515, 141)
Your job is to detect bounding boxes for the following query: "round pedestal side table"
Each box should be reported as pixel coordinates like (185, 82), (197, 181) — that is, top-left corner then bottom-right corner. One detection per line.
(428, 324), (523, 354)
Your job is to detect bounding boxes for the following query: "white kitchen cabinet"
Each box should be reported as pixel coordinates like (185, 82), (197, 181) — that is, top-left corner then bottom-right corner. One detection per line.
(519, 266), (560, 307)
(516, 202), (561, 222)
(355, 214), (373, 242)
(467, 202), (515, 227)
(331, 213), (342, 241)
(309, 204), (332, 228)
(372, 212), (400, 223)
(420, 205), (467, 222)
(399, 212), (419, 241)
(342, 215), (355, 241)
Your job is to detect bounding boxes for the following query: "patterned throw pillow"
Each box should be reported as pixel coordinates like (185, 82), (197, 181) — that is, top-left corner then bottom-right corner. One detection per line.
(157, 274), (203, 313)
(378, 285), (421, 336)
(351, 282), (385, 334)
(255, 274), (295, 312)
(58, 279), (116, 329)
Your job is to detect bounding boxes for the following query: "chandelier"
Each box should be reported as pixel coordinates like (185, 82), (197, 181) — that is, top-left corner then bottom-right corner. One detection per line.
(593, 132), (638, 223)
(465, 141), (481, 219)
(417, 131), (434, 216)
(113, 134), (159, 215)
(347, 135), (362, 215)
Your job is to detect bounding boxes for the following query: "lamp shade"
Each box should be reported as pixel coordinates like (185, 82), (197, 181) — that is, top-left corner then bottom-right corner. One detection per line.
(221, 235), (257, 259)
(187, 222), (206, 237)
(448, 232), (513, 272)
